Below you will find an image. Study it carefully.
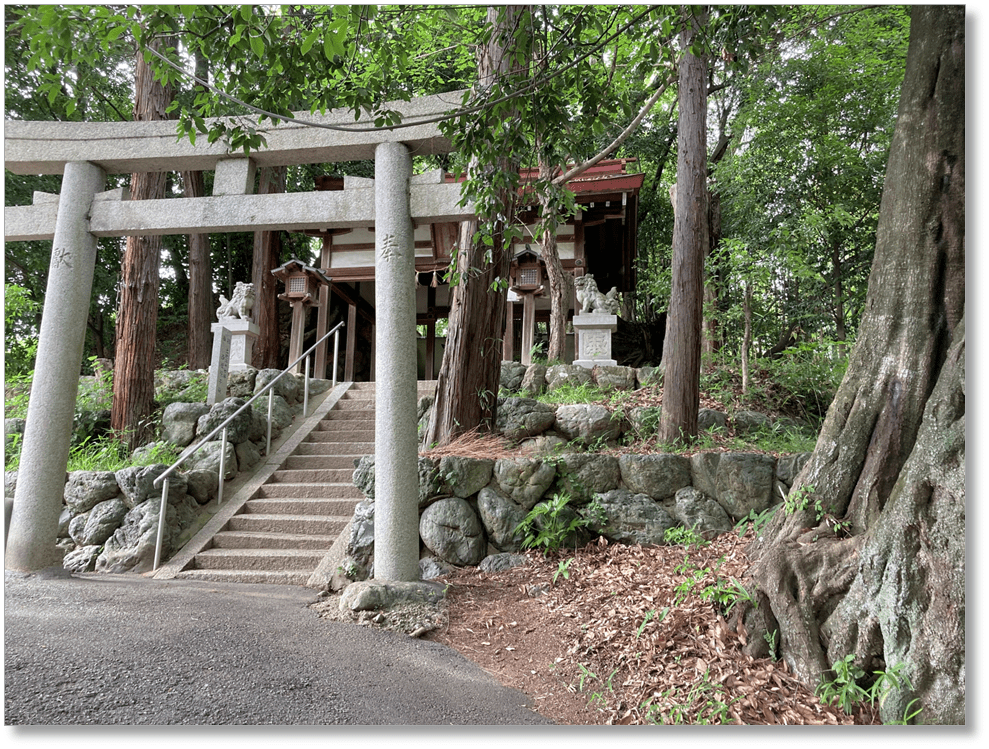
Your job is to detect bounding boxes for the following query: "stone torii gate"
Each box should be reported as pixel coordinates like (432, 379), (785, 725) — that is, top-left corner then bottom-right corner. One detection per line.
(4, 92), (472, 581)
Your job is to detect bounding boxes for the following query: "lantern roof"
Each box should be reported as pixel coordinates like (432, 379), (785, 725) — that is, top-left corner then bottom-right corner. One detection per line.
(271, 257), (332, 286)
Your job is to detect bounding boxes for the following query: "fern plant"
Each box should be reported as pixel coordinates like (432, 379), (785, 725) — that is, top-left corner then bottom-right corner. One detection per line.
(514, 491), (590, 555)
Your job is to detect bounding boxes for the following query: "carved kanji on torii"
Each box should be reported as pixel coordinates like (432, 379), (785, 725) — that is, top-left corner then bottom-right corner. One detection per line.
(3, 93), (473, 579)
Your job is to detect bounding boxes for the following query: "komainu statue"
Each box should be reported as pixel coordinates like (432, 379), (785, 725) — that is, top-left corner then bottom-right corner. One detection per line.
(574, 273), (621, 315)
(216, 281), (255, 321)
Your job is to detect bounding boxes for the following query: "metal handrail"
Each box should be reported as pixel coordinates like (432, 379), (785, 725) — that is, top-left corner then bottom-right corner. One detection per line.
(151, 319), (345, 570)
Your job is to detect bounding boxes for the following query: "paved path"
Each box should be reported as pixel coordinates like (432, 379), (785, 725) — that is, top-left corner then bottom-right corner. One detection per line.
(3, 567), (553, 726)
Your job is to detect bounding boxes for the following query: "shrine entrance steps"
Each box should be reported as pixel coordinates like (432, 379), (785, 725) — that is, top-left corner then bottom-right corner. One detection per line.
(153, 381), (437, 587)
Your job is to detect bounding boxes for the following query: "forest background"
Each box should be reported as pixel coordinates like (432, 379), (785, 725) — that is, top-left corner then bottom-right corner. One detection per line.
(2, 3), (971, 725)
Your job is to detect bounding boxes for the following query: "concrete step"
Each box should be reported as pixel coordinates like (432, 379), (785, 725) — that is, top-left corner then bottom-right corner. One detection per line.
(304, 434), (376, 449)
(245, 497), (359, 515)
(227, 513), (349, 535)
(320, 410), (374, 420)
(173, 569), (312, 586)
(194, 547), (326, 571)
(267, 468), (355, 484)
(292, 441), (373, 457)
(257, 483), (363, 500)
(309, 428), (375, 442)
(210, 530), (335, 550)
(281, 454), (361, 470)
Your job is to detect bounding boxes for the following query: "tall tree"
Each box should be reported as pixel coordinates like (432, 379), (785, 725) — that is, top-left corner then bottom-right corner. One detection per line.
(251, 167), (287, 369)
(110, 31), (173, 446)
(657, 6), (709, 444)
(743, 5), (964, 723)
(181, 51), (213, 370)
(425, 5), (525, 445)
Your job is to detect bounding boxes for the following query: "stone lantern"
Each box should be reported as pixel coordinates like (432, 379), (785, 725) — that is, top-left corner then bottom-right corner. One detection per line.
(272, 259), (332, 373)
(508, 246), (545, 365)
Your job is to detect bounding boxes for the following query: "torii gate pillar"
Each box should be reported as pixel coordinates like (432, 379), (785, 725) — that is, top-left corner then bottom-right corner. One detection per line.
(6, 161), (106, 570)
(372, 142), (419, 582)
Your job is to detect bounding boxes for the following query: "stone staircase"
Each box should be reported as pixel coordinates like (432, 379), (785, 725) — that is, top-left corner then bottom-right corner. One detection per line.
(155, 381), (435, 587)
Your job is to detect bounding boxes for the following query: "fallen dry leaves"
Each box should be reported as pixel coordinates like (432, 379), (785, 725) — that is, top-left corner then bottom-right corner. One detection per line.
(430, 531), (881, 725)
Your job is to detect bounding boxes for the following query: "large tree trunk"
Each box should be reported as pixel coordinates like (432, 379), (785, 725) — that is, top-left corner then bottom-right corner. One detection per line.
(182, 169), (213, 369)
(251, 166), (287, 369)
(658, 6), (708, 444)
(183, 50), (213, 370)
(426, 5), (521, 447)
(110, 35), (173, 447)
(744, 6), (964, 722)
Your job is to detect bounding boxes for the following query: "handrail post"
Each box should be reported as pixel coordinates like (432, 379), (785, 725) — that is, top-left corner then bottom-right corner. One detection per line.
(217, 426), (228, 505)
(266, 392), (273, 457)
(303, 354), (310, 418)
(332, 328), (340, 388)
(153, 478), (169, 571)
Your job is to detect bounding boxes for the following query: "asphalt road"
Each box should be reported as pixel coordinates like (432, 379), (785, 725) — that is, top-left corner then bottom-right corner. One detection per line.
(3, 567), (553, 726)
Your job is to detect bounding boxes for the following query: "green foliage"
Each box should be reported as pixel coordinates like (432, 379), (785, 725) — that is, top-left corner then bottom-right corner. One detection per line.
(815, 654), (870, 714)
(641, 670), (741, 725)
(698, 577), (756, 615)
(514, 491), (592, 555)
(553, 557), (574, 584)
(4, 283), (41, 376)
(663, 525), (709, 549)
(636, 607), (669, 639)
(783, 483), (823, 520)
(533, 382), (609, 406)
(814, 654), (920, 721)
(764, 629), (779, 661)
(734, 506), (778, 537)
(155, 371), (210, 408)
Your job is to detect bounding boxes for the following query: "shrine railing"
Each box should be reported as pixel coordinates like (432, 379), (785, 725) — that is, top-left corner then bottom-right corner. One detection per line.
(151, 319), (345, 570)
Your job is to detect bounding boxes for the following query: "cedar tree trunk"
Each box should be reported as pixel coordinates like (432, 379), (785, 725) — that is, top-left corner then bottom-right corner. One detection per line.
(111, 36), (173, 447)
(251, 166), (287, 369)
(182, 169), (213, 369)
(426, 5), (522, 446)
(658, 7), (709, 444)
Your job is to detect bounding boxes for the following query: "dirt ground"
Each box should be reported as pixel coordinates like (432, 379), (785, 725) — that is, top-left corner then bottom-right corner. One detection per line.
(312, 531), (883, 725)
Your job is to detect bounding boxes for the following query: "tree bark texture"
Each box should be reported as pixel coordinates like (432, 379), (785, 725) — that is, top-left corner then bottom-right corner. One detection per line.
(658, 7), (708, 444)
(426, 5), (521, 447)
(702, 190), (722, 359)
(251, 166), (287, 369)
(744, 7), (965, 717)
(182, 169), (213, 369)
(110, 37), (173, 447)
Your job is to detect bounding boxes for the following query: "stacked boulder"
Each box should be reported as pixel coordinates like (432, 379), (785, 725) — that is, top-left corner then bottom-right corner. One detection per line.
(343, 360), (813, 581)
(343, 446), (811, 581)
(5, 367), (332, 574)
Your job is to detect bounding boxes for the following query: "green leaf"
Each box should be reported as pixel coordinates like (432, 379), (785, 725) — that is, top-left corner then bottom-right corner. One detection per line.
(106, 24), (127, 43)
(250, 34), (264, 58)
(301, 28), (320, 56)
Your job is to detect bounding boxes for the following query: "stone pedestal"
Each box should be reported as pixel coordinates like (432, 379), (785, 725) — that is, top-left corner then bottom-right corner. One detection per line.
(211, 319), (259, 373)
(572, 313), (618, 368)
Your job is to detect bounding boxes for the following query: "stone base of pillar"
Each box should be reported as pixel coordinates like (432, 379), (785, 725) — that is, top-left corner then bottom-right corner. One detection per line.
(212, 320), (260, 372)
(572, 313), (618, 370)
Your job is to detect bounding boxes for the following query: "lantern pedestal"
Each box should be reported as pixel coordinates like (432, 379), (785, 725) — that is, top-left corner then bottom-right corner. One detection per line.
(211, 319), (260, 373)
(572, 313), (618, 368)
